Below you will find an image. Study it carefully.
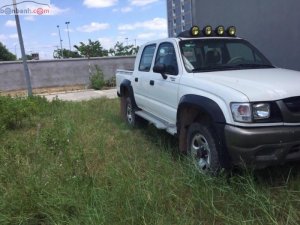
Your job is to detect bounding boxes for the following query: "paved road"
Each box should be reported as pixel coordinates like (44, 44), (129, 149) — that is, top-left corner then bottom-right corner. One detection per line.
(42, 88), (118, 102)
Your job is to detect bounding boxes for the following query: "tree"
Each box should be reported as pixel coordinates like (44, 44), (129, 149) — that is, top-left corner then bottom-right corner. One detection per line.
(109, 42), (139, 56)
(74, 39), (108, 58)
(19, 54), (33, 60)
(25, 54), (33, 60)
(53, 48), (82, 59)
(0, 42), (16, 61)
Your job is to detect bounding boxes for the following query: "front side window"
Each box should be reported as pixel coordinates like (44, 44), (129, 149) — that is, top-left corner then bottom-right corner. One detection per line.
(154, 42), (178, 75)
(139, 44), (156, 72)
(180, 39), (273, 72)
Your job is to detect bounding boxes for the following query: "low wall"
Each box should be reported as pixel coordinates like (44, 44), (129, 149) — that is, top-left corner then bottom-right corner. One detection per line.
(0, 56), (135, 91)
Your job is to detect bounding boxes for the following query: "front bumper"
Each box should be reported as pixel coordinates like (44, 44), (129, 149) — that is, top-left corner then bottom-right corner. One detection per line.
(225, 125), (300, 168)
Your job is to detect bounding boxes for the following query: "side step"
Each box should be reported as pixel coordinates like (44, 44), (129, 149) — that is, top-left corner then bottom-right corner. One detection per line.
(135, 111), (177, 135)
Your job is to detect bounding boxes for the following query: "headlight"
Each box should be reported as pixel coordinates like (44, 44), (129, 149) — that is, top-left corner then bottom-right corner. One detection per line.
(253, 103), (270, 120)
(231, 102), (271, 123)
(231, 103), (252, 122)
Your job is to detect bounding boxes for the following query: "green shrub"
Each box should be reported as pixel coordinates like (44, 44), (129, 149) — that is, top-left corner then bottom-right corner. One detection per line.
(105, 75), (116, 87)
(0, 96), (48, 131)
(90, 65), (105, 90)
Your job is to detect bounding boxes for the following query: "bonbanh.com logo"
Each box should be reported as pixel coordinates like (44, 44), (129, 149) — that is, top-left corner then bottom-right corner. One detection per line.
(0, 0), (51, 15)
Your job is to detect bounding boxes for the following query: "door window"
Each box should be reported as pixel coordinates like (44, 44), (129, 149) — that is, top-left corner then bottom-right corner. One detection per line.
(139, 44), (156, 72)
(154, 42), (178, 75)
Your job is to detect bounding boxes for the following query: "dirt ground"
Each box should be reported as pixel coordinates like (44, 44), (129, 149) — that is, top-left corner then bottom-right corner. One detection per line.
(0, 85), (87, 97)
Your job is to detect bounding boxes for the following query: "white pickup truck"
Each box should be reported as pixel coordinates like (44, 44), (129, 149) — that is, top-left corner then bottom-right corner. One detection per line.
(116, 25), (300, 173)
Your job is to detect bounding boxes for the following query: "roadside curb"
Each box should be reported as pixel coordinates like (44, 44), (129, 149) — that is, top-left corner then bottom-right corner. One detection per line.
(41, 88), (117, 102)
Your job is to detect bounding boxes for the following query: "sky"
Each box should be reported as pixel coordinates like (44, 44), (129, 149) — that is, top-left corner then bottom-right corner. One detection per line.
(0, 0), (168, 59)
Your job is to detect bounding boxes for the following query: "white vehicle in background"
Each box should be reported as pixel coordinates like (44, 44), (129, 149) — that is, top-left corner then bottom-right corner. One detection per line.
(116, 25), (300, 174)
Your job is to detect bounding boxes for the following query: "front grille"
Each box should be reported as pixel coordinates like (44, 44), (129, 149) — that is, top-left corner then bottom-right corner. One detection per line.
(283, 97), (300, 113)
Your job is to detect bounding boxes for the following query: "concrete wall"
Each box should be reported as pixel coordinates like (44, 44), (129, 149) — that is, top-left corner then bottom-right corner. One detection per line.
(0, 56), (135, 91)
(192, 0), (300, 71)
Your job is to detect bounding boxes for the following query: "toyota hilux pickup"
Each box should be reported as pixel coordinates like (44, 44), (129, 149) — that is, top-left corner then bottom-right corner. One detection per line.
(116, 25), (300, 173)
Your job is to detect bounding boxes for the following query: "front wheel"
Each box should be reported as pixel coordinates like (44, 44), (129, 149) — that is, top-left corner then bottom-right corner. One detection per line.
(187, 123), (221, 175)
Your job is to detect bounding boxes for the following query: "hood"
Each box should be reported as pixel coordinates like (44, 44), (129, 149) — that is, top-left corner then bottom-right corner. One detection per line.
(194, 68), (300, 101)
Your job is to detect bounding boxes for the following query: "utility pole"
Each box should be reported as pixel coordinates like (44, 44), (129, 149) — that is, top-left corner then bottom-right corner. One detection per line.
(65, 21), (72, 52)
(57, 25), (63, 58)
(13, 0), (32, 96)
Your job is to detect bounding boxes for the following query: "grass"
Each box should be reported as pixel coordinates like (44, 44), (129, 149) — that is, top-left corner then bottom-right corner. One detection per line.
(0, 96), (299, 225)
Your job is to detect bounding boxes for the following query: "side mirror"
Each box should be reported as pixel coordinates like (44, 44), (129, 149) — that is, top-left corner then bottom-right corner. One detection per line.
(153, 63), (168, 79)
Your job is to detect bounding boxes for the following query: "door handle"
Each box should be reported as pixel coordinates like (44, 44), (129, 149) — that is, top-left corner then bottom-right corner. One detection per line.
(150, 80), (154, 86)
(135, 77), (138, 82)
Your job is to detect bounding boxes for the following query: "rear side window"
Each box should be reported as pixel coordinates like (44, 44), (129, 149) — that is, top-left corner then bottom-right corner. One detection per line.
(139, 44), (156, 72)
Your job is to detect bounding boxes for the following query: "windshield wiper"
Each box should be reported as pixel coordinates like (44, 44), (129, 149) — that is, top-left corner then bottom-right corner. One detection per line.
(192, 65), (238, 72)
(235, 63), (275, 69)
(191, 64), (274, 72)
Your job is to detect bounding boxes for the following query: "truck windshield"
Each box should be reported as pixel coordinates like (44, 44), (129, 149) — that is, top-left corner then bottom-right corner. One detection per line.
(179, 39), (274, 72)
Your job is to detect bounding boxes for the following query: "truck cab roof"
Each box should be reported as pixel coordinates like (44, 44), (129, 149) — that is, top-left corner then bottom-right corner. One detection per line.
(143, 25), (241, 46)
(142, 36), (242, 47)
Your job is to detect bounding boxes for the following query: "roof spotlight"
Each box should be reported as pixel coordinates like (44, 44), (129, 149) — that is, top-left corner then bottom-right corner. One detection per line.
(227, 26), (237, 36)
(216, 25), (225, 36)
(190, 25), (200, 36)
(203, 25), (213, 36)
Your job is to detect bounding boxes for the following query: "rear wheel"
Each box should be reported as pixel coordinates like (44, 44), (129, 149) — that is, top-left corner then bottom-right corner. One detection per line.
(125, 97), (136, 127)
(187, 122), (221, 175)
(122, 96), (147, 128)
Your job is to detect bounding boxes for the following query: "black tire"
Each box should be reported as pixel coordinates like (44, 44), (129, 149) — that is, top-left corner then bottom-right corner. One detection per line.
(187, 122), (221, 175)
(125, 97), (136, 127)
(123, 96), (147, 128)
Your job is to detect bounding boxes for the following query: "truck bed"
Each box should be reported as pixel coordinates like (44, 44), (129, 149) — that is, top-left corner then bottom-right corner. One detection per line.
(116, 69), (133, 94)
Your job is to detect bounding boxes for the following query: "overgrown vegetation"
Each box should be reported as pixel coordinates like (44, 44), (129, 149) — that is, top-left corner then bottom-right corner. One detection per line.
(89, 65), (105, 90)
(0, 96), (47, 132)
(89, 65), (116, 90)
(104, 75), (116, 88)
(0, 96), (299, 224)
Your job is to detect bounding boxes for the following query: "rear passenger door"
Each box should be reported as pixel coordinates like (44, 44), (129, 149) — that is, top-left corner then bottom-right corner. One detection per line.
(133, 44), (156, 109)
